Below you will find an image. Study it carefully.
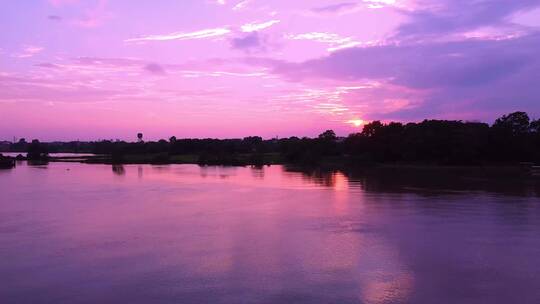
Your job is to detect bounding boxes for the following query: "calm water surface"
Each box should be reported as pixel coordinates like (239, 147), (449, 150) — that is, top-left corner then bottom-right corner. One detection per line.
(1, 163), (539, 304)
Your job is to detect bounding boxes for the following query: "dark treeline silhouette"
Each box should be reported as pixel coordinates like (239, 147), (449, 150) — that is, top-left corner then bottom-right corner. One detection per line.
(344, 111), (539, 165)
(1, 111), (540, 166)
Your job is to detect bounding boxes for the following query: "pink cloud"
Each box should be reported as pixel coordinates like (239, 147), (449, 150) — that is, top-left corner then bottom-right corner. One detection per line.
(12, 45), (44, 58)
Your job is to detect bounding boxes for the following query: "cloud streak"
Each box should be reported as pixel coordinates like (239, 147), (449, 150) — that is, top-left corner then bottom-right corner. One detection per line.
(125, 28), (231, 43)
(12, 45), (44, 58)
(311, 2), (358, 13)
(241, 20), (280, 32)
(286, 32), (362, 52)
(233, 0), (250, 11)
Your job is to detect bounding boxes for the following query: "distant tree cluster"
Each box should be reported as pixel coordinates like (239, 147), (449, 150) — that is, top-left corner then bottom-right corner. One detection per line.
(270, 111), (539, 166)
(341, 111), (539, 165)
(2, 111), (539, 166)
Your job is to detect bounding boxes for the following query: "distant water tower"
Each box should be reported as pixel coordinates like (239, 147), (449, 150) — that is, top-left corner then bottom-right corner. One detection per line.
(137, 133), (143, 143)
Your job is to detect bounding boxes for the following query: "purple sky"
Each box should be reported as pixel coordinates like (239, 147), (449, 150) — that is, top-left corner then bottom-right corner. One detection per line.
(1, 0), (540, 141)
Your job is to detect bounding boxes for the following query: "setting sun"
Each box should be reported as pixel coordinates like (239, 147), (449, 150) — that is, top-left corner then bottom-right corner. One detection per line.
(347, 119), (365, 127)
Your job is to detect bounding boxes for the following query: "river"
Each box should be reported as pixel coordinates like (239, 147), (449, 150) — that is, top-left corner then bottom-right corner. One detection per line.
(1, 162), (539, 303)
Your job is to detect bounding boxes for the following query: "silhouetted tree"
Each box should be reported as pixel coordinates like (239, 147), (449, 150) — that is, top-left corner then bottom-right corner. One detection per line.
(489, 112), (531, 161)
(493, 112), (530, 135)
(318, 130), (337, 141)
(361, 121), (384, 138)
(529, 119), (540, 133)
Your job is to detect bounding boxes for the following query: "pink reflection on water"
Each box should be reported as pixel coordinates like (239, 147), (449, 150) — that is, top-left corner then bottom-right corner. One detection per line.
(1, 162), (539, 303)
(0, 162), (411, 303)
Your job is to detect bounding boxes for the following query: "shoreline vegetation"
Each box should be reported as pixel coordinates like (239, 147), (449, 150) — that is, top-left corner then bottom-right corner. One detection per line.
(1, 112), (540, 176)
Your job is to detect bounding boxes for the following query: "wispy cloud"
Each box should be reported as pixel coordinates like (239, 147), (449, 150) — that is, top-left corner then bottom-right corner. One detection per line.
(363, 0), (397, 9)
(125, 28), (231, 43)
(35, 63), (63, 69)
(286, 32), (362, 52)
(310, 0), (397, 15)
(311, 2), (358, 13)
(241, 20), (280, 32)
(12, 45), (44, 58)
(181, 70), (267, 78)
(233, 0), (250, 11)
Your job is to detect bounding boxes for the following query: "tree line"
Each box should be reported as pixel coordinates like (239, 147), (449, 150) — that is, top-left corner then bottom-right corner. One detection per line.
(2, 111), (540, 166)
